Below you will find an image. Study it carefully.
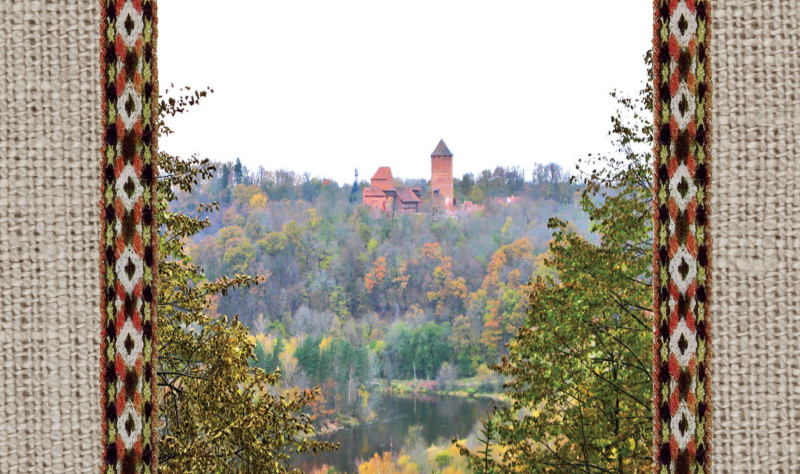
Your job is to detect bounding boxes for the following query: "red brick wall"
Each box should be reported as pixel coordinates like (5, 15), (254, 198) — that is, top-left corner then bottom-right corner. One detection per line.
(431, 155), (454, 207)
(370, 177), (393, 191)
(363, 190), (391, 210)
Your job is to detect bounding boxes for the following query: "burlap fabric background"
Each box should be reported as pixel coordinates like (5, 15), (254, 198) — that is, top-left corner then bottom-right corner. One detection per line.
(711, 0), (800, 471)
(0, 0), (101, 472)
(0, 0), (798, 472)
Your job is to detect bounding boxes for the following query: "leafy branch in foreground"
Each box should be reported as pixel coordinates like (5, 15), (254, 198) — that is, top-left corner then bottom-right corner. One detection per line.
(155, 88), (336, 473)
(455, 53), (654, 473)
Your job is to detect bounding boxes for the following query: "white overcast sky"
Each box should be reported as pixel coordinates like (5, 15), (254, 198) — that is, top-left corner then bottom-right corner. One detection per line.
(158, 1), (652, 186)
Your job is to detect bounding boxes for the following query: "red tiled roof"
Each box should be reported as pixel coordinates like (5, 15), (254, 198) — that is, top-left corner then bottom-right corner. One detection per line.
(392, 186), (420, 203)
(371, 166), (393, 181)
(363, 187), (387, 197)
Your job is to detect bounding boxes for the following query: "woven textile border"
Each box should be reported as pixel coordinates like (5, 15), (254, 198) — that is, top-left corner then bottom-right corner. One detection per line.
(1, 1), (101, 471)
(652, 0), (712, 473)
(99, 0), (159, 472)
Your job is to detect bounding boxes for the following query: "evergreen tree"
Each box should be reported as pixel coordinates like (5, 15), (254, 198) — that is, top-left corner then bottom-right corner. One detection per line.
(220, 163), (230, 187)
(233, 157), (244, 184)
(349, 179), (360, 203)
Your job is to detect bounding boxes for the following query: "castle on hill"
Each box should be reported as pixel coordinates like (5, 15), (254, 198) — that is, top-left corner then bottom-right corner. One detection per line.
(362, 139), (454, 214)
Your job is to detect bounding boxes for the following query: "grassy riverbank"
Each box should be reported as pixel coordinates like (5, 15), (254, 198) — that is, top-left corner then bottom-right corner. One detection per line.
(377, 377), (509, 403)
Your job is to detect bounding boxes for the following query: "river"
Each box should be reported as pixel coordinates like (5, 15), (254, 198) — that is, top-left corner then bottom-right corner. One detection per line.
(294, 393), (494, 473)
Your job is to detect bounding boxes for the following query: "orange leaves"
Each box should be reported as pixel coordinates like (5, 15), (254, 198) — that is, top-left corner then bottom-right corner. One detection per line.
(365, 256), (388, 293)
(418, 241), (444, 260)
(394, 262), (410, 289)
(482, 237), (534, 292)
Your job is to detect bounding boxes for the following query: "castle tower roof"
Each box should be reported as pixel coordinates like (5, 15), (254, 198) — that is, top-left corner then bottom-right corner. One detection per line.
(371, 166), (393, 181)
(431, 139), (452, 157)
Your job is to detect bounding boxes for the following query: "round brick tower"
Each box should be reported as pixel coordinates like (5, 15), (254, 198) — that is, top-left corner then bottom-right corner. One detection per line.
(431, 139), (454, 208)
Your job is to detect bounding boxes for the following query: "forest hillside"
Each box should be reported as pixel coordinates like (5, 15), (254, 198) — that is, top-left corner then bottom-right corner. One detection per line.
(170, 162), (593, 426)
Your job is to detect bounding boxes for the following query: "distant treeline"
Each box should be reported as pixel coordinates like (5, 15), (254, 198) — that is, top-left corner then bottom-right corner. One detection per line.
(170, 160), (590, 422)
(203, 158), (578, 206)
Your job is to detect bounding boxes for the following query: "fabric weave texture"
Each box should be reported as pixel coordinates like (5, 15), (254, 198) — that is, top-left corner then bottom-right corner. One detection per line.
(0, 1), (101, 472)
(711, 0), (800, 471)
(1, 0), (798, 472)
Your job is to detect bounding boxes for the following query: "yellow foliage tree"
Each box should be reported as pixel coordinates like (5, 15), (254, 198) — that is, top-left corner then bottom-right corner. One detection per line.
(358, 452), (419, 474)
(232, 184), (261, 207)
(249, 192), (268, 208)
(279, 337), (300, 385)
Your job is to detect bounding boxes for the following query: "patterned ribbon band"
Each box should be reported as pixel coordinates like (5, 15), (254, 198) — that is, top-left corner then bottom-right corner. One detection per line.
(100, 0), (158, 472)
(652, 0), (711, 473)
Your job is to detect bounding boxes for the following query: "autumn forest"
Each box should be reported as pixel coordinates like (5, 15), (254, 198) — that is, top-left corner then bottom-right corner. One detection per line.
(157, 54), (653, 472)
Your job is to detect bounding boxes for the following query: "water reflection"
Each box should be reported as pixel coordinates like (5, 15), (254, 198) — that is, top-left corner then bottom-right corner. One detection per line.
(294, 393), (493, 473)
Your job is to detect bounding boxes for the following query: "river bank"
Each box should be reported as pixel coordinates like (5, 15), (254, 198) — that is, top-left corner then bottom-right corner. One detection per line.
(378, 377), (509, 403)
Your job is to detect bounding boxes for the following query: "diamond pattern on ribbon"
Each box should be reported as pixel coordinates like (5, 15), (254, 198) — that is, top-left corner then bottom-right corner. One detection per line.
(669, 164), (697, 212)
(116, 319), (144, 367)
(117, 0), (144, 48)
(117, 401), (143, 450)
(669, 1), (698, 48)
(671, 82), (697, 131)
(116, 164), (143, 212)
(117, 83), (142, 131)
(671, 401), (697, 450)
(101, 0), (158, 471)
(653, 1), (711, 472)
(670, 319), (698, 367)
(669, 246), (697, 294)
(115, 246), (143, 295)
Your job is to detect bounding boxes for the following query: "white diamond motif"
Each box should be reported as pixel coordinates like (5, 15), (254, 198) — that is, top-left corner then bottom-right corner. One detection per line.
(116, 245), (143, 295)
(116, 319), (144, 367)
(116, 164), (143, 212)
(670, 319), (697, 368)
(117, 83), (142, 131)
(117, 401), (143, 450)
(671, 82), (696, 131)
(117, 1), (144, 48)
(671, 401), (696, 450)
(669, 164), (697, 212)
(669, 245), (697, 294)
(670, 1), (697, 49)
